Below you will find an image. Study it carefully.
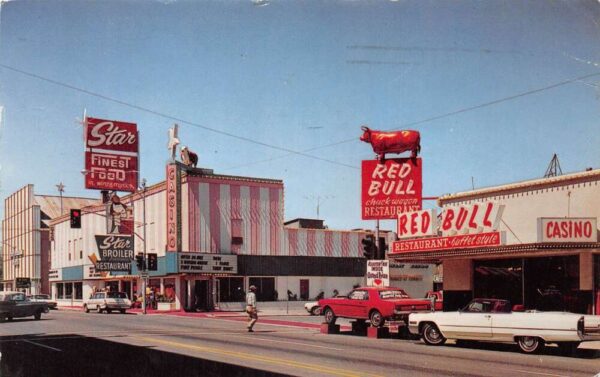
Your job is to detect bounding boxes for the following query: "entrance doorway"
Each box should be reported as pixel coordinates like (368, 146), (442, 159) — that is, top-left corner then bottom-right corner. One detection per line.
(300, 279), (309, 300)
(194, 280), (211, 311)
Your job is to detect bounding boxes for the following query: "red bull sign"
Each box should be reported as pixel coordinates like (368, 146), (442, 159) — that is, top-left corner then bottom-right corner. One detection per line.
(361, 158), (422, 220)
(85, 117), (139, 192)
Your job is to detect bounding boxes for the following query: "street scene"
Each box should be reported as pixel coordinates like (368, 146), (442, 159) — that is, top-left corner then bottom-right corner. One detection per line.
(1, 1), (600, 376)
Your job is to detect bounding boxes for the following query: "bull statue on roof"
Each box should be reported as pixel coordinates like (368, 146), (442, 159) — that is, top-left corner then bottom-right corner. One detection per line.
(360, 126), (421, 161)
(181, 146), (198, 168)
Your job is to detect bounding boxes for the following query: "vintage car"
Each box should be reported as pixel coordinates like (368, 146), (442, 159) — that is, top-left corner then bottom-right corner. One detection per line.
(304, 301), (321, 315)
(409, 298), (600, 354)
(28, 294), (58, 310)
(84, 291), (132, 314)
(0, 291), (49, 321)
(319, 287), (431, 328)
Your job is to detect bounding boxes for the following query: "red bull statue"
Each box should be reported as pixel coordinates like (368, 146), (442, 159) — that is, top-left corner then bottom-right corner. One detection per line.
(360, 125), (421, 161)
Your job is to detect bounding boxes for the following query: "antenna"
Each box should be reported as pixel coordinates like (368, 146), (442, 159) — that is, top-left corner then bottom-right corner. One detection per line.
(544, 154), (563, 178)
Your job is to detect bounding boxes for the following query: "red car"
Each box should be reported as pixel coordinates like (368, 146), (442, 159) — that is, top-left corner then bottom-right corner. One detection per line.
(319, 287), (432, 328)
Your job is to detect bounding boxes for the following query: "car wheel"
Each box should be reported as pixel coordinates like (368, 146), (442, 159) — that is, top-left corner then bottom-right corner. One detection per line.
(369, 310), (384, 328)
(34, 311), (42, 320)
(311, 306), (321, 316)
(517, 336), (544, 354)
(97, 305), (103, 314)
(106, 309), (112, 314)
(557, 342), (579, 356)
(323, 307), (336, 325)
(422, 323), (446, 346)
(120, 309), (126, 314)
(84, 305), (90, 313)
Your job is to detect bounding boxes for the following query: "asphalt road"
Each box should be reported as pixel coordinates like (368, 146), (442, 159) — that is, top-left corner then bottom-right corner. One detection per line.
(1, 310), (599, 377)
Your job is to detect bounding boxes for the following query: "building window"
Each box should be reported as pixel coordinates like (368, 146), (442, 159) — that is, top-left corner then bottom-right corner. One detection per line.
(57, 283), (64, 299)
(217, 277), (244, 302)
(65, 283), (73, 299)
(80, 250), (83, 259)
(248, 277), (276, 301)
(74, 282), (83, 300)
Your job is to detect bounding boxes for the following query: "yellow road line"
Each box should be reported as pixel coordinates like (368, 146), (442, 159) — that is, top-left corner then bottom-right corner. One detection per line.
(134, 335), (383, 377)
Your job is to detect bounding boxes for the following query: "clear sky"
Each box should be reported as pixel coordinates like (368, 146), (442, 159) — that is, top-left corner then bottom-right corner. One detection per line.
(1, 0), (599, 232)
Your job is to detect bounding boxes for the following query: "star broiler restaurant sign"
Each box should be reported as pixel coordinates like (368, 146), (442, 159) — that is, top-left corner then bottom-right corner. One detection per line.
(94, 235), (134, 271)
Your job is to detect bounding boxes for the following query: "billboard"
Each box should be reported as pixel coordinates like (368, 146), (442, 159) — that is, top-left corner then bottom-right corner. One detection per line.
(361, 158), (422, 220)
(397, 209), (437, 239)
(85, 117), (139, 192)
(391, 231), (504, 254)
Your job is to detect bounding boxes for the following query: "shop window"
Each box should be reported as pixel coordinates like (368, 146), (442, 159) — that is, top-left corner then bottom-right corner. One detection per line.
(74, 282), (83, 300)
(524, 255), (580, 312)
(57, 283), (64, 299)
(217, 277), (244, 302)
(65, 283), (73, 299)
(248, 277), (276, 301)
(106, 281), (119, 293)
(163, 278), (176, 303)
(474, 258), (523, 307)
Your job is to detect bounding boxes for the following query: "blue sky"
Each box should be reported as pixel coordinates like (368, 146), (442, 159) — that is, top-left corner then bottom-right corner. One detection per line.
(1, 0), (599, 232)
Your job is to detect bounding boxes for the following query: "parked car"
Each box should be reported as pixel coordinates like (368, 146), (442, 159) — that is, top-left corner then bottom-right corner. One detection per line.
(425, 291), (443, 311)
(319, 287), (432, 329)
(304, 301), (321, 315)
(28, 294), (58, 310)
(409, 298), (600, 354)
(0, 291), (49, 321)
(83, 292), (131, 314)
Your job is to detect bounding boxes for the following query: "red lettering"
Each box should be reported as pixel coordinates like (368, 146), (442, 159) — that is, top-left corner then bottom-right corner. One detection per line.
(468, 204), (479, 229)
(442, 209), (455, 231)
(398, 215), (408, 235)
(421, 211), (431, 234)
(584, 222), (592, 237)
(483, 203), (494, 227)
(456, 207), (468, 231)
(574, 222), (582, 238)
(410, 212), (419, 234)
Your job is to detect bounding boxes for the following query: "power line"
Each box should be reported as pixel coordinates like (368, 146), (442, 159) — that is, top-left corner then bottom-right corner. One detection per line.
(224, 70), (600, 171)
(0, 63), (356, 169)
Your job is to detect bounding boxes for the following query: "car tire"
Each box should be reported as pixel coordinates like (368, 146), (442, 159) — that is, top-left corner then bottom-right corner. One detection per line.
(517, 336), (544, 354)
(84, 305), (90, 313)
(97, 305), (103, 314)
(34, 311), (42, 320)
(106, 309), (112, 314)
(557, 342), (579, 356)
(120, 309), (126, 314)
(369, 310), (384, 328)
(422, 323), (446, 346)
(323, 307), (336, 325)
(311, 306), (321, 316)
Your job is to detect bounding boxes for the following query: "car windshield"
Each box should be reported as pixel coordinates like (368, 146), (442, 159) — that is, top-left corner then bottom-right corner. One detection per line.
(107, 292), (128, 299)
(379, 290), (409, 299)
(35, 295), (50, 299)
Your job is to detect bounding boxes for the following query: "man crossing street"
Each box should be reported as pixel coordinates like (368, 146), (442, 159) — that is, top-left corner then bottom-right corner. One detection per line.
(246, 285), (258, 332)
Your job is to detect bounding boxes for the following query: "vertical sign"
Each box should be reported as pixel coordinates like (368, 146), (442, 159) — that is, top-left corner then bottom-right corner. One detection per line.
(166, 164), (179, 252)
(366, 260), (390, 287)
(361, 158), (422, 220)
(85, 117), (139, 192)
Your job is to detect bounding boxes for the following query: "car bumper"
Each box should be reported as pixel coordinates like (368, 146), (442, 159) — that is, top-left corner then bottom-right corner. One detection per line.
(104, 304), (130, 310)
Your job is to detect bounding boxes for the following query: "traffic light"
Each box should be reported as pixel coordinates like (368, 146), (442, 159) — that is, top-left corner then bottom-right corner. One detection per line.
(70, 209), (82, 229)
(135, 253), (145, 270)
(378, 237), (388, 260)
(147, 253), (158, 271)
(362, 235), (377, 260)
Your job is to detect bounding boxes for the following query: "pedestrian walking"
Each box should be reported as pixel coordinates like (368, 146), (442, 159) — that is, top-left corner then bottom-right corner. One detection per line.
(246, 285), (258, 332)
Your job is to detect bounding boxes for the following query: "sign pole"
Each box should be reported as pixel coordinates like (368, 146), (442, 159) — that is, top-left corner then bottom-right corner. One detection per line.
(375, 220), (380, 259)
(142, 179), (147, 315)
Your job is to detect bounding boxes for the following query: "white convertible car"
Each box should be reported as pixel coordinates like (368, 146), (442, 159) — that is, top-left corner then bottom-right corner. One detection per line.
(409, 298), (600, 354)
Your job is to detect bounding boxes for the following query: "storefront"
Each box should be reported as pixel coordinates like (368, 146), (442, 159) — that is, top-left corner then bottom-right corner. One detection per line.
(390, 168), (600, 314)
